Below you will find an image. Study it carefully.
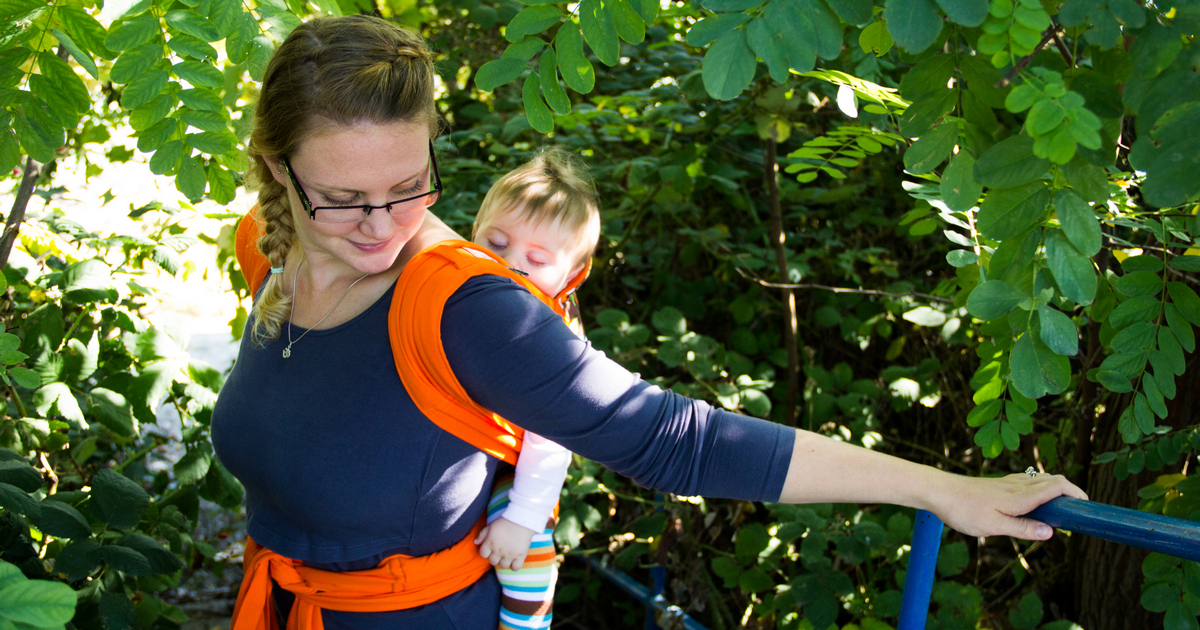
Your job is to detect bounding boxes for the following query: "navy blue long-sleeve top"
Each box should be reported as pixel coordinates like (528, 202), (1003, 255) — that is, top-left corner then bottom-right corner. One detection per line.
(211, 275), (795, 629)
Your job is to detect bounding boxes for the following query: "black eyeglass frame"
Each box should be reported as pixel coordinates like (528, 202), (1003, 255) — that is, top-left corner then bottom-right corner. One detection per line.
(281, 139), (443, 223)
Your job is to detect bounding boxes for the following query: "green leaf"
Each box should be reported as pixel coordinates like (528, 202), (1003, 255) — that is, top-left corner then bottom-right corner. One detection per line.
(50, 29), (99, 79)
(686, 13), (752, 47)
(966, 399), (1002, 427)
(1062, 157), (1110, 205)
(580, 0), (619, 66)
(1097, 369), (1133, 393)
(121, 68), (170, 111)
(63, 259), (113, 303)
(505, 6), (561, 42)
(947, 249), (978, 267)
(165, 9), (220, 41)
(0, 482), (39, 518)
(941, 152), (982, 210)
(746, 17), (789, 83)
(609, 0), (645, 44)
(111, 43), (162, 85)
(1113, 271), (1162, 298)
(701, 0), (762, 11)
(33, 382), (85, 426)
(1110, 321), (1155, 354)
(976, 182), (1050, 241)
(1158, 328), (1186, 376)
(1169, 255), (1200, 273)
(522, 72), (553, 134)
(207, 0), (242, 38)
(1038, 304), (1078, 355)
(89, 388), (136, 438)
(100, 545), (152, 576)
(935, 0), (986, 26)
(0, 129), (18, 176)
(89, 468), (150, 530)
(900, 54), (955, 102)
(180, 109), (226, 133)
(825, 0), (872, 25)
(0, 459), (40, 493)
(1123, 255), (1164, 274)
(555, 24), (594, 94)
(149, 140), (184, 175)
(1165, 600), (1200, 630)
(115, 534), (183, 573)
(883, 0), (942, 54)
(105, 14), (161, 52)
(53, 540), (101, 581)
(172, 59), (223, 88)
(538, 50), (571, 114)
(1045, 230), (1097, 305)
(702, 30), (756, 101)
(1167, 282), (1200, 327)
(98, 591), (138, 630)
(207, 163), (238, 204)
(60, 7), (112, 58)
(1134, 103), (1200, 208)
(764, 0), (817, 74)
(174, 447), (211, 486)
(0, 580), (76, 626)
(1054, 189), (1102, 256)
(474, 58), (525, 92)
(903, 122), (957, 174)
(167, 34), (218, 61)
(966, 280), (1025, 320)
(178, 87), (223, 112)
(1143, 375), (1168, 419)
(973, 135), (1051, 188)
(177, 155), (207, 201)
(898, 88), (955, 137)
(13, 98), (64, 163)
(32, 500), (91, 540)
(1010, 333), (1071, 399)
(9, 368), (40, 390)
(1108, 295), (1160, 330)
(1164, 303), (1195, 353)
(795, 0), (841, 60)
(187, 130), (236, 155)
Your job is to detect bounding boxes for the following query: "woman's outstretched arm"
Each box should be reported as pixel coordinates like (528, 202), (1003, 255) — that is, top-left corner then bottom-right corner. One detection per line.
(781, 430), (1088, 539)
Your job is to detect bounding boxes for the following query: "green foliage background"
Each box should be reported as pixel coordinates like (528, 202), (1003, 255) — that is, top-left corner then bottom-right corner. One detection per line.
(0, 0), (1199, 628)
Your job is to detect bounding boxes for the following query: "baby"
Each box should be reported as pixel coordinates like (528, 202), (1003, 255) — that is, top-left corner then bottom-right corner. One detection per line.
(470, 148), (601, 630)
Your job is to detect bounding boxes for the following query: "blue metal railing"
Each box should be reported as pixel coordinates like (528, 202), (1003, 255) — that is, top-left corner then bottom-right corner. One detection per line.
(579, 555), (708, 630)
(897, 497), (1200, 630)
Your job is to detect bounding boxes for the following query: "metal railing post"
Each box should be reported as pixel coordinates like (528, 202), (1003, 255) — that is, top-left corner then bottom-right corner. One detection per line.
(897, 509), (944, 630)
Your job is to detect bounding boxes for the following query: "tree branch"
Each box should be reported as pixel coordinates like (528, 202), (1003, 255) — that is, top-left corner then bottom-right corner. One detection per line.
(0, 156), (43, 270)
(763, 137), (800, 428)
(736, 267), (954, 303)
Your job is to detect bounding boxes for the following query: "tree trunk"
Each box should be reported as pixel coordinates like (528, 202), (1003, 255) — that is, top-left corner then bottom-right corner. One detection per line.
(762, 137), (799, 427)
(1074, 350), (1200, 629)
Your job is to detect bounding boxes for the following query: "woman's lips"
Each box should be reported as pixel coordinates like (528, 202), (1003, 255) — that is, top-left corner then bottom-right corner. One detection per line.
(349, 239), (390, 253)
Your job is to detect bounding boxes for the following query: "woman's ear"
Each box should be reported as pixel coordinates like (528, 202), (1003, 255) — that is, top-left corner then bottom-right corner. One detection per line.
(262, 156), (288, 186)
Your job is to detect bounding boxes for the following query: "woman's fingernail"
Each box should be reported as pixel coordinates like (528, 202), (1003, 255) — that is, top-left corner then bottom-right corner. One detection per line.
(1036, 524), (1051, 538)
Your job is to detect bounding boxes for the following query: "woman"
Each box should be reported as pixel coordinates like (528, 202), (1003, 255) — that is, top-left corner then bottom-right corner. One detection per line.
(210, 14), (1086, 630)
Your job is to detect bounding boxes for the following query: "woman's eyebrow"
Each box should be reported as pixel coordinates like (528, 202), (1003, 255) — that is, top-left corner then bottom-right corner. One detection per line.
(310, 165), (427, 195)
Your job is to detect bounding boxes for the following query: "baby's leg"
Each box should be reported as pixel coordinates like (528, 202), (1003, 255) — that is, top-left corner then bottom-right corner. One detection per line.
(488, 475), (558, 630)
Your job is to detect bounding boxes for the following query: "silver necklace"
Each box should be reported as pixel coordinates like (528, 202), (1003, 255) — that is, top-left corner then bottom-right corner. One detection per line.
(283, 261), (370, 358)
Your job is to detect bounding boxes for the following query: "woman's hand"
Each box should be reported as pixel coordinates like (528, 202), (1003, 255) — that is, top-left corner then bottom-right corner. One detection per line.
(475, 517), (537, 570)
(780, 430), (1088, 540)
(930, 472), (1088, 540)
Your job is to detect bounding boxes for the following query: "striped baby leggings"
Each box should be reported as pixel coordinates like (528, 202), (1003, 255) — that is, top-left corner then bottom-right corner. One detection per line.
(487, 475), (558, 630)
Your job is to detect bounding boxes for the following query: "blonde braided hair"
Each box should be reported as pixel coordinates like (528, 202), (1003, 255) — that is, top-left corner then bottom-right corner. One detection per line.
(244, 15), (440, 345)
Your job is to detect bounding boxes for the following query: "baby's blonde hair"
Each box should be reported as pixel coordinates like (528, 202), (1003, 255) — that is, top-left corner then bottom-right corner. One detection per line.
(473, 147), (601, 267)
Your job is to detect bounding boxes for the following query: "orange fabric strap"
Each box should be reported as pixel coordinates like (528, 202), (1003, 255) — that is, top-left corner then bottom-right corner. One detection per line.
(230, 522), (492, 630)
(389, 241), (566, 465)
(235, 207), (270, 297)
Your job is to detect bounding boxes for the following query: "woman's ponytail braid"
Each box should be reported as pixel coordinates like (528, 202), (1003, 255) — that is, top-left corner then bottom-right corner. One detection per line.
(247, 169), (296, 345)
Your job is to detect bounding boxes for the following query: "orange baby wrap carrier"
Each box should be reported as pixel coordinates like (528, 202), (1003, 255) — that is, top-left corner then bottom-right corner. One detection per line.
(230, 210), (586, 630)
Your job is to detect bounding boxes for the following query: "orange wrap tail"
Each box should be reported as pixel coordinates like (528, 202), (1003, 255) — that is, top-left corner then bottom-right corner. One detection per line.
(230, 521), (491, 630)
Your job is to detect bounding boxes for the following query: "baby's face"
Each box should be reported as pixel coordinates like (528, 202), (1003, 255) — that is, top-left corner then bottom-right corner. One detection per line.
(475, 208), (586, 297)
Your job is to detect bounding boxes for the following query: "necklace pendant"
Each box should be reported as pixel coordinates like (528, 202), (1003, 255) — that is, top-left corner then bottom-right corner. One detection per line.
(282, 346), (292, 359)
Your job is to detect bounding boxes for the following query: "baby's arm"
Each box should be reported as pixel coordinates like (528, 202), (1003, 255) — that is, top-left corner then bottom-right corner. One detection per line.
(475, 432), (571, 570)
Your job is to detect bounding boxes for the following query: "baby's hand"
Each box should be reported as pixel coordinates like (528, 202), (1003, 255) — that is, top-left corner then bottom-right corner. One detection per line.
(475, 517), (537, 570)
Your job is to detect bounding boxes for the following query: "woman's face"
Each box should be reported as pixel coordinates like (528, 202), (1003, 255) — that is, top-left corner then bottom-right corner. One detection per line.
(269, 120), (436, 277)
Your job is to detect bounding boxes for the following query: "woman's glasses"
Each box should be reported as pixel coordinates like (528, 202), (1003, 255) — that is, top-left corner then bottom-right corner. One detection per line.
(282, 140), (443, 225)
